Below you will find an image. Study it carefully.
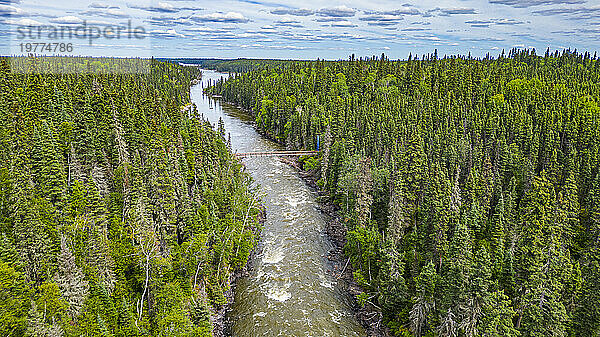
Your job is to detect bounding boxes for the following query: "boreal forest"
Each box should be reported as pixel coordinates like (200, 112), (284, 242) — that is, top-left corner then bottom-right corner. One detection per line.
(206, 49), (600, 336)
(0, 57), (261, 336)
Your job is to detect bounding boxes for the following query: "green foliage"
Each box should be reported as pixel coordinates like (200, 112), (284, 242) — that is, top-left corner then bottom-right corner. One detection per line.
(0, 56), (260, 336)
(0, 261), (30, 336)
(210, 49), (600, 336)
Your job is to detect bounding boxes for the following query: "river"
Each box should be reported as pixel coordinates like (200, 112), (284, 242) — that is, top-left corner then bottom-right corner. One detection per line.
(191, 70), (366, 336)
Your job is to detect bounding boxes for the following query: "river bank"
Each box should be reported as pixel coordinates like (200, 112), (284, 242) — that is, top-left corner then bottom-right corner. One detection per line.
(205, 90), (388, 336)
(280, 156), (391, 337)
(212, 207), (266, 337)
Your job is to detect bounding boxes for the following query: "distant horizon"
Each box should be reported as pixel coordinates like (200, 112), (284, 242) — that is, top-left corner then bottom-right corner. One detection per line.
(2, 0), (599, 59)
(4, 47), (597, 63)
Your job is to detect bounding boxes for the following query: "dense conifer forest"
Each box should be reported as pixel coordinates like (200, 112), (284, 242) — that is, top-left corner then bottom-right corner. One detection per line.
(0, 57), (261, 336)
(208, 49), (600, 336)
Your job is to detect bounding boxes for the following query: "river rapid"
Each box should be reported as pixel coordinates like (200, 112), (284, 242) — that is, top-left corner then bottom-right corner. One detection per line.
(192, 69), (366, 337)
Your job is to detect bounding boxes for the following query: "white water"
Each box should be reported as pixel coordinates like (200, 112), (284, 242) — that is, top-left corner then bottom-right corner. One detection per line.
(192, 70), (366, 336)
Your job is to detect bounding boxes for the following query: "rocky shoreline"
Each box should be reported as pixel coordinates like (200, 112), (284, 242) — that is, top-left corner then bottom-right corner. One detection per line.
(211, 206), (266, 337)
(205, 92), (390, 337)
(279, 156), (391, 337)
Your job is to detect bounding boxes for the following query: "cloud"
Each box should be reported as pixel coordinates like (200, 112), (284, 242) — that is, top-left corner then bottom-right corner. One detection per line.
(4, 17), (42, 25)
(437, 7), (477, 15)
(237, 32), (268, 38)
(0, 4), (27, 17)
(88, 2), (117, 9)
(129, 2), (177, 13)
(317, 5), (356, 17)
(87, 19), (118, 26)
(493, 18), (524, 25)
(460, 36), (505, 42)
(465, 18), (524, 27)
(413, 34), (441, 41)
(128, 2), (201, 13)
(260, 25), (277, 33)
(192, 12), (249, 23)
(275, 17), (303, 27)
(270, 8), (313, 16)
(489, 0), (584, 8)
(359, 14), (404, 26)
(186, 26), (234, 33)
(278, 30), (318, 41)
(150, 28), (185, 38)
(272, 44), (307, 50)
(146, 16), (193, 26)
(401, 27), (431, 31)
(466, 20), (492, 24)
(82, 7), (129, 18)
(314, 17), (348, 22)
(50, 15), (84, 25)
(330, 20), (357, 27)
(364, 8), (421, 16)
(532, 6), (600, 19)
(578, 28), (600, 34)
(510, 32), (536, 38)
(318, 32), (369, 40)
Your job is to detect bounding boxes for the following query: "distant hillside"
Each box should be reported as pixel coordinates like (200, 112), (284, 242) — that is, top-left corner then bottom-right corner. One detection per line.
(157, 58), (307, 73)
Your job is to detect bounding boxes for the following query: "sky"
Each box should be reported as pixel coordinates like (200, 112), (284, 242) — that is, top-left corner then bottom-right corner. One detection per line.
(1, 0), (599, 60)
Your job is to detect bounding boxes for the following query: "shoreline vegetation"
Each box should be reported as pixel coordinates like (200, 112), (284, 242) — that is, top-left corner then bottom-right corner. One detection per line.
(205, 50), (600, 336)
(205, 91), (387, 336)
(0, 57), (262, 337)
(280, 155), (391, 337)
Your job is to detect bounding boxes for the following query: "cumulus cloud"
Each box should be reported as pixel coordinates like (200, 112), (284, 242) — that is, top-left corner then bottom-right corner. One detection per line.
(330, 20), (357, 27)
(0, 4), (27, 17)
(259, 25), (277, 33)
(82, 7), (129, 18)
(314, 17), (348, 22)
(364, 8), (421, 16)
(318, 32), (368, 40)
(192, 12), (249, 23)
(150, 28), (185, 38)
(401, 27), (431, 31)
(128, 2), (201, 13)
(466, 18), (524, 27)
(146, 16), (193, 26)
(532, 6), (600, 19)
(493, 18), (525, 25)
(129, 2), (177, 13)
(317, 5), (356, 17)
(359, 14), (404, 26)
(437, 7), (477, 15)
(237, 32), (268, 38)
(50, 15), (84, 24)
(88, 2), (116, 9)
(4, 17), (42, 25)
(460, 36), (505, 42)
(275, 17), (303, 27)
(270, 8), (313, 16)
(489, 0), (584, 8)
(186, 26), (234, 33)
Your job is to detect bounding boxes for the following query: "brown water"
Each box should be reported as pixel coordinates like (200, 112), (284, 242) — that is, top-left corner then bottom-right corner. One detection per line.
(192, 70), (365, 337)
